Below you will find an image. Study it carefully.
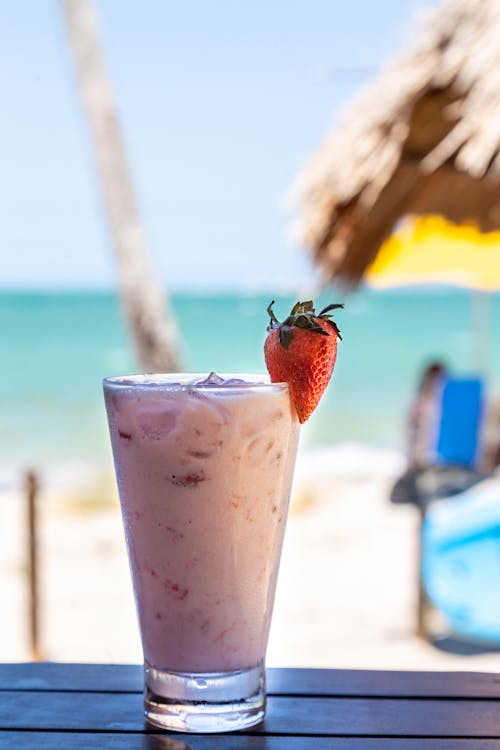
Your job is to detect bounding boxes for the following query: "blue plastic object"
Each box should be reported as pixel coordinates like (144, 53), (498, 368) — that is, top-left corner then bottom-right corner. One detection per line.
(422, 479), (500, 642)
(435, 377), (483, 468)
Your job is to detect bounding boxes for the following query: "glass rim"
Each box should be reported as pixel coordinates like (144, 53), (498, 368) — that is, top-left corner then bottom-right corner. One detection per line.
(102, 373), (289, 391)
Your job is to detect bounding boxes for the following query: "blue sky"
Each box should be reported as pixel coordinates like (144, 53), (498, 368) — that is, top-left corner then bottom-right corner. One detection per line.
(1, 0), (436, 291)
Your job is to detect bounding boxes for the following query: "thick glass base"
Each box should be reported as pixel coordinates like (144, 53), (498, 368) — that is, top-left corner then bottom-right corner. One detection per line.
(144, 662), (266, 733)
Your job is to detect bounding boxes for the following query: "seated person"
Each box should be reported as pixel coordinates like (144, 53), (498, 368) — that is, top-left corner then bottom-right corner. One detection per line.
(407, 361), (447, 468)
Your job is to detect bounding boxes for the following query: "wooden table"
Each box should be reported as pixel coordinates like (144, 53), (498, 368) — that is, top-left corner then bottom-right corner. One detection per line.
(2, 663), (500, 747)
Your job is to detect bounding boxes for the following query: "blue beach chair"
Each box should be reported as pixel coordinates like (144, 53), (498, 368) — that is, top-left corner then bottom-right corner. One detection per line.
(391, 375), (485, 508)
(433, 377), (484, 469)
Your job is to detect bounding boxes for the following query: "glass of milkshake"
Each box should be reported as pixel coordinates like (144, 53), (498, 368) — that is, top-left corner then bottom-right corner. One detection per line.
(103, 373), (299, 733)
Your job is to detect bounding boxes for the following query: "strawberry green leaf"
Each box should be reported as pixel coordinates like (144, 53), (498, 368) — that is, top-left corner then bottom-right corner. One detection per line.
(290, 300), (314, 316)
(318, 303), (344, 316)
(278, 325), (294, 349)
(267, 300), (281, 331)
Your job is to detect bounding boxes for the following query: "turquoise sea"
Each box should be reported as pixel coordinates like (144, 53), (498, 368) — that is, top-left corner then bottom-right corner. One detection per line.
(2, 289), (500, 467)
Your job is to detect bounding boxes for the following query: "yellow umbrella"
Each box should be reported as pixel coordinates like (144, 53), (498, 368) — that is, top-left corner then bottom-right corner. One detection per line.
(366, 215), (500, 372)
(366, 216), (500, 292)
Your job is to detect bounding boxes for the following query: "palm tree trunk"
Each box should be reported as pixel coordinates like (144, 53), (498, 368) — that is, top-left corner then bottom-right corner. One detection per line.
(60, 0), (182, 372)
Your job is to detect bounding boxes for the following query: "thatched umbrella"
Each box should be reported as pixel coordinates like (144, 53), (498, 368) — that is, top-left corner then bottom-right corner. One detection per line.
(295, 0), (500, 288)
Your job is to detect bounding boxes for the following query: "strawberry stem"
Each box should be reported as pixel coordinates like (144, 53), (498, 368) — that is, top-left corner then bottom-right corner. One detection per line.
(266, 299), (344, 343)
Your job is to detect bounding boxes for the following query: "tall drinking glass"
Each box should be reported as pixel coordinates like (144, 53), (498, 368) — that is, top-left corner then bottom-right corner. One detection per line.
(103, 374), (300, 732)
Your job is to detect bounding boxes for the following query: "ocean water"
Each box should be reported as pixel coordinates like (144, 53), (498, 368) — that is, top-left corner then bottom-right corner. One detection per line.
(2, 289), (500, 467)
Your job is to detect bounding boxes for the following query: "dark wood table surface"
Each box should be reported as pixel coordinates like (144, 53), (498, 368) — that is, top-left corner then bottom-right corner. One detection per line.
(2, 663), (500, 748)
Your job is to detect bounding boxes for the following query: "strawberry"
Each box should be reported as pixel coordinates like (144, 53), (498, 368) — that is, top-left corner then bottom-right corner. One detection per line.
(264, 300), (343, 423)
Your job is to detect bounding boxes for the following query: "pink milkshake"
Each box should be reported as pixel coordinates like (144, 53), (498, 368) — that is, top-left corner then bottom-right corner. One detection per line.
(103, 373), (299, 732)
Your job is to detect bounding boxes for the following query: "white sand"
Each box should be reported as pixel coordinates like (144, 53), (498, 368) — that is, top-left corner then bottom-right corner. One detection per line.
(3, 445), (500, 672)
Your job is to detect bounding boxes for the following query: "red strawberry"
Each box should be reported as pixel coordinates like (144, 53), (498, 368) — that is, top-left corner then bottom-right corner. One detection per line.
(264, 300), (343, 423)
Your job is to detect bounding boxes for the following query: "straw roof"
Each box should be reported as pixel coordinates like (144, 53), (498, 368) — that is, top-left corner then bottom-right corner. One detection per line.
(295, 0), (500, 287)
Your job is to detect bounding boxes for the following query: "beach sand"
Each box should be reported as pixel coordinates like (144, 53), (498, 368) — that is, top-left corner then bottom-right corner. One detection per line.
(3, 445), (500, 672)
